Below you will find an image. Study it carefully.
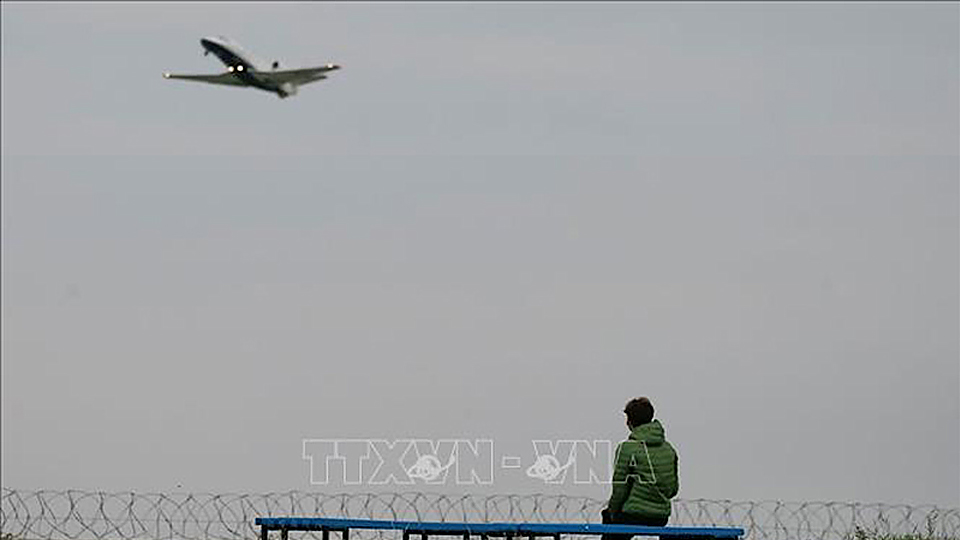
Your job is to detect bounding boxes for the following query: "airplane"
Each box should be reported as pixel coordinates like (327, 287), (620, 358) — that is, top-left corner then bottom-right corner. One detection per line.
(163, 36), (341, 98)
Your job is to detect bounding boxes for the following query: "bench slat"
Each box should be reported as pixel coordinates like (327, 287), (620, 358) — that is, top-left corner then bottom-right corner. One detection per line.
(255, 518), (744, 539)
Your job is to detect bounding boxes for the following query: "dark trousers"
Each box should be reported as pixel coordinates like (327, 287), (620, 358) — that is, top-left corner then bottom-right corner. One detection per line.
(601, 509), (669, 540)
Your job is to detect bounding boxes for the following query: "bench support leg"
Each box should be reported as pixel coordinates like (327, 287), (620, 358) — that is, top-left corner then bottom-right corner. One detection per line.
(261, 526), (268, 540)
(281, 528), (288, 540)
(323, 529), (329, 540)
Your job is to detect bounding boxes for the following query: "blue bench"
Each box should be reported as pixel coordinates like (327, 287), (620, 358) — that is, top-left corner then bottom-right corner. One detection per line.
(255, 517), (744, 540)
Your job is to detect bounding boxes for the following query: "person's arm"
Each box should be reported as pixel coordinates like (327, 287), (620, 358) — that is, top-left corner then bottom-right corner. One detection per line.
(607, 441), (633, 512)
(660, 451), (680, 499)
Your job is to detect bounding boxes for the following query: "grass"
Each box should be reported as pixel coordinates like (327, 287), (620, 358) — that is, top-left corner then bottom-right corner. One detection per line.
(847, 527), (957, 540)
(845, 512), (959, 540)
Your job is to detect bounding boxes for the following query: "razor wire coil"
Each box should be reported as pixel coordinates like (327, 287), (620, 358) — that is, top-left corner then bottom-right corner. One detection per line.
(2, 490), (957, 540)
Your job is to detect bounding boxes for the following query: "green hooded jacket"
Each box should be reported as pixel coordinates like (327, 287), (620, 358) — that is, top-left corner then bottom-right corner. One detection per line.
(607, 420), (679, 519)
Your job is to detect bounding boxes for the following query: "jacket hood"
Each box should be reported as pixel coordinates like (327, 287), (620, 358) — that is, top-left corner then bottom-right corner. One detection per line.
(629, 419), (666, 446)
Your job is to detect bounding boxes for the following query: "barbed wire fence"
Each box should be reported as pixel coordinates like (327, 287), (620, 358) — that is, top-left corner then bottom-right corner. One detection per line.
(2, 490), (958, 540)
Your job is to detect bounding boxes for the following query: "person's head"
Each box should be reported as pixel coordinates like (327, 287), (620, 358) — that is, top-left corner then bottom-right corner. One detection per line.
(623, 397), (655, 429)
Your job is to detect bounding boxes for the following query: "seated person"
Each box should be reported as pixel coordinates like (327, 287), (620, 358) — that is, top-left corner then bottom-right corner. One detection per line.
(601, 397), (680, 540)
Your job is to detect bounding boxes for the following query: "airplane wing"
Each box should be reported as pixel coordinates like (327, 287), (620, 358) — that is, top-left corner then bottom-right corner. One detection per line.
(257, 65), (340, 86)
(162, 72), (246, 86)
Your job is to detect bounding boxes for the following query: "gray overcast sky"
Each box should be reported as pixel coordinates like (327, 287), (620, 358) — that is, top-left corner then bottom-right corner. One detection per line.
(1, 2), (958, 508)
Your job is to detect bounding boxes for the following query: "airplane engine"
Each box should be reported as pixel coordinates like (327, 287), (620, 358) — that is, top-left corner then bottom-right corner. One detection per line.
(278, 82), (297, 98)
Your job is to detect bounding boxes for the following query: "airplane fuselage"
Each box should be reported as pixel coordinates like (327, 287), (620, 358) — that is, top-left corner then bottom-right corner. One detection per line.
(200, 37), (282, 94)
